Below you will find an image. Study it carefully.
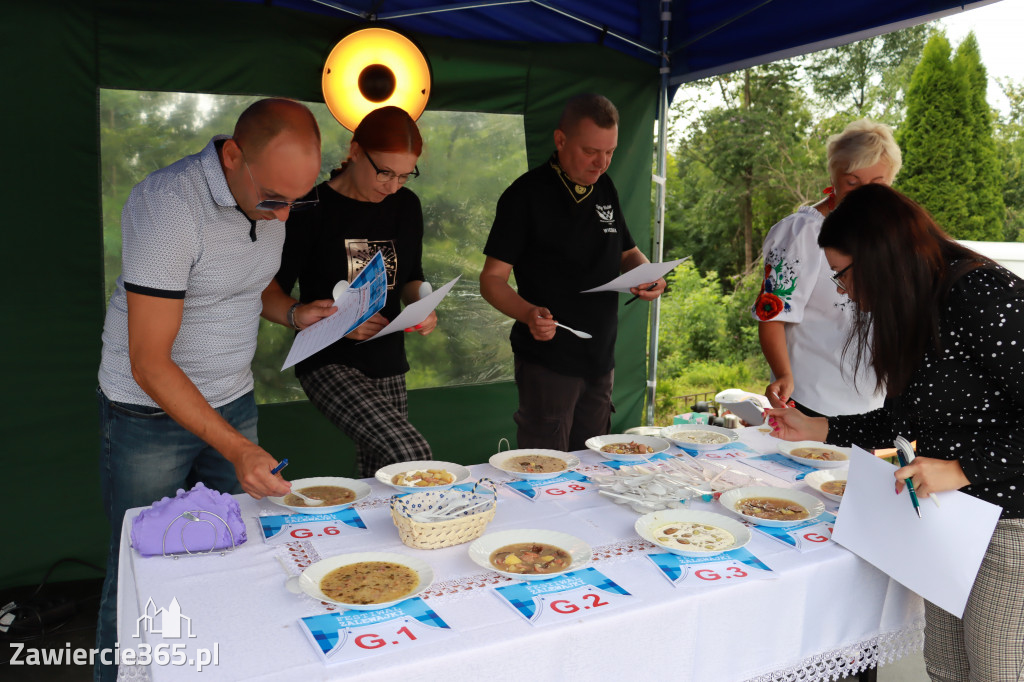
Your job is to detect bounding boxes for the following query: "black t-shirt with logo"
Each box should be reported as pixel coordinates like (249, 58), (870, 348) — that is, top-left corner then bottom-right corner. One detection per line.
(483, 154), (636, 378)
(275, 180), (425, 378)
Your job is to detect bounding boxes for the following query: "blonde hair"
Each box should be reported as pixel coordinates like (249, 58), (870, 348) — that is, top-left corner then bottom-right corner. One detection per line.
(826, 119), (902, 185)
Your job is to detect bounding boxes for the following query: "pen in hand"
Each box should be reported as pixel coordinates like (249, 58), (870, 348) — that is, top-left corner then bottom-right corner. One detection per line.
(624, 282), (658, 306)
(894, 449), (922, 519)
(270, 458), (289, 476)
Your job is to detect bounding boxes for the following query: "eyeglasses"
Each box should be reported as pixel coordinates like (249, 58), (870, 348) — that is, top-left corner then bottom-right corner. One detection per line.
(364, 151), (420, 185)
(830, 262), (853, 291)
(238, 145), (319, 212)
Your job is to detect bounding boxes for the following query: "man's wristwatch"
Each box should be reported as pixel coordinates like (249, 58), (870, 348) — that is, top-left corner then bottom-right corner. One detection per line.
(287, 302), (302, 330)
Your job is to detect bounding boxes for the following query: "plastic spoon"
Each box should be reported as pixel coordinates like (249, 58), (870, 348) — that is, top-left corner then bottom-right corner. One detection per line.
(288, 490), (324, 506)
(555, 322), (593, 339)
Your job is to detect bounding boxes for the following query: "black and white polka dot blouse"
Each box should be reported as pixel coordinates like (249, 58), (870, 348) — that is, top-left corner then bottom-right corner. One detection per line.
(828, 265), (1024, 520)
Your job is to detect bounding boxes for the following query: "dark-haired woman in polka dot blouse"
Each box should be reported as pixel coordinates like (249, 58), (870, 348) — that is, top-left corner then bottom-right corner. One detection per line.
(768, 184), (1024, 681)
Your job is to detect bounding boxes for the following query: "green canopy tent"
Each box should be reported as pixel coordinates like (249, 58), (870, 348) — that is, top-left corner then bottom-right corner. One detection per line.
(1, 0), (995, 590)
(2, 0), (658, 589)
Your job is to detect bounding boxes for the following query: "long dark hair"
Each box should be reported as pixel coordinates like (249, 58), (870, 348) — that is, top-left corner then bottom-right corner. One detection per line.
(818, 184), (991, 395)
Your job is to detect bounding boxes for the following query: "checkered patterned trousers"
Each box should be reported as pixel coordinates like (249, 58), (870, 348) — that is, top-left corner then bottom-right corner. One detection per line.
(923, 518), (1024, 681)
(299, 364), (432, 477)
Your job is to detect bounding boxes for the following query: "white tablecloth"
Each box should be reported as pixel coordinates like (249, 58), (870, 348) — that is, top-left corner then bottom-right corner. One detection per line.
(117, 428), (924, 681)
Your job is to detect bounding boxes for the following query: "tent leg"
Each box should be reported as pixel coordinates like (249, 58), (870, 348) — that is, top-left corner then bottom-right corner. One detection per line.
(645, 0), (671, 426)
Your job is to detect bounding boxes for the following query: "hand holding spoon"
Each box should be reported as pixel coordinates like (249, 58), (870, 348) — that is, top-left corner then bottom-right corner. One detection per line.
(555, 322), (592, 339)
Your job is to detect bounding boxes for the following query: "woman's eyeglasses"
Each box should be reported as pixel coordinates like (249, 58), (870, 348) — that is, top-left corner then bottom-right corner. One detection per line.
(365, 151), (420, 185)
(830, 262), (853, 291)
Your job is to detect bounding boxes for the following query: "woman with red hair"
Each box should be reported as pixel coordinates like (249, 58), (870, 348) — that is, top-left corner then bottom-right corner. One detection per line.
(262, 106), (436, 476)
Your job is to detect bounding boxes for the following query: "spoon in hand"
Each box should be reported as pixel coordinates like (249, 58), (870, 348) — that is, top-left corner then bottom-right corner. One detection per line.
(555, 322), (592, 339)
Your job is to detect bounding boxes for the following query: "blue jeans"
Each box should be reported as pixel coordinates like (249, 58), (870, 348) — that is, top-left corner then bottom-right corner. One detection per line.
(94, 387), (252, 682)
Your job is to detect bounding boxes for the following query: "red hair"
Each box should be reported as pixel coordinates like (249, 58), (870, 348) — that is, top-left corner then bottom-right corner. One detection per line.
(352, 106), (423, 155)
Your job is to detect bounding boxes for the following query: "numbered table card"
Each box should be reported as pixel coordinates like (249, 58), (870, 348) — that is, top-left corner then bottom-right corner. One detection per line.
(598, 452), (677, 470)
(299, 598), (454, 664)
(503, 471), (593, 501)
(753, 512), (836, 552)
(260, 508), (367, 544)
(493, 567), (631, 626)
(647, 548), (774, 588)
(686, 442), (759, 460)
(739, 453), (818, 483)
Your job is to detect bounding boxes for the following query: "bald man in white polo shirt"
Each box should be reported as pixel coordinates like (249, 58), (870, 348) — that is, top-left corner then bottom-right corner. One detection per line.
(94, 98), (321, 682)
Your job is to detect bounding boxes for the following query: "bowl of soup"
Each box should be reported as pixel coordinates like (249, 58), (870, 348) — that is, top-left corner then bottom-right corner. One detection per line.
(267, 476), (372, 515)
(468, 529), (591, 581)
(804, 470), (848, 503)
(660, 424), (739, 451)
(719, 485), (825, 527)
(292, 551), (433, 610)
(585, 434), (671, 461)
(375, 461), (472, 493)
(634, 509), (751, 557)
(489, 449), (580, 480)
(777, 441), (851, 469)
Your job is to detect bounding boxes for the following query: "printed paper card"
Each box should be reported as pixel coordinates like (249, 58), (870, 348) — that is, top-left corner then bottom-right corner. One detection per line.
(689, 441), (759, 460)
(503, 471), (593, 501)
(753, 512), (837, 552)
(282, 250), (388, 370)
(739, 453), (818, 482)
(259, 508), (367, 544)
(646, 548), (774, 587)
(299, 598), (454, 664)
(597, 452), (676, 470)
(493, 567), (632, 626)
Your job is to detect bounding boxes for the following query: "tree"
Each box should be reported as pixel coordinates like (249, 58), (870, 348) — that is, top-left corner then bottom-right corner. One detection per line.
(896, 33), (973, 236)
(804, 25), (929, 124)
(952, 32), (1005, 240)
(670, 62), (814, 278)
(996, 78), (1024, 241)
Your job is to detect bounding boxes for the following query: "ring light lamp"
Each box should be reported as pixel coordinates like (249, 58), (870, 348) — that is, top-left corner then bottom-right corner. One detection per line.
(322, 27), (432, 131)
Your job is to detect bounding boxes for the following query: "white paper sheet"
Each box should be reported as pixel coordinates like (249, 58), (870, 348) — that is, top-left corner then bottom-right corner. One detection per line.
(831, 445), (1002, 617)
(281, 250), (387, 370)
(580, 256), (688, 293)
(361, 275), (461, 341)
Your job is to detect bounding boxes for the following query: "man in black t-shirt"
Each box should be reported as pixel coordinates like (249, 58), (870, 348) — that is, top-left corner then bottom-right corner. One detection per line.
(481, 94), (665, 451)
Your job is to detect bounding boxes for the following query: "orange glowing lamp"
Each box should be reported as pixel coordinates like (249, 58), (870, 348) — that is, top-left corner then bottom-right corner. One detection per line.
(322, 27), (432, 131)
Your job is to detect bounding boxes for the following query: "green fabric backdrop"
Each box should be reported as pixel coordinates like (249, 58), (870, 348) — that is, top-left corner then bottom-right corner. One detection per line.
(1, 0), (657, 590)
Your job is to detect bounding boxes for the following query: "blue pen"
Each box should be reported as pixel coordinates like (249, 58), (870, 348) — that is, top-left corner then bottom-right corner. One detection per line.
(894, 450), (922, 519)
(270, 458), (289, 475)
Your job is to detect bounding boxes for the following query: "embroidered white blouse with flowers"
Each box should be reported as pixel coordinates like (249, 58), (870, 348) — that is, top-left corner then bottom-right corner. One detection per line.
(752, 206), (883, 416)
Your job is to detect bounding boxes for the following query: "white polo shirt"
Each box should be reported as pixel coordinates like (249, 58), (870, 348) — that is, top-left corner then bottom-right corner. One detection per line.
(99, 136), (285, 408)
(752, 206), (884, 416)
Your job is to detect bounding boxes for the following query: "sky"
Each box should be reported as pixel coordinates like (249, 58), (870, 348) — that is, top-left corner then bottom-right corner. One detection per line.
(939, 0), (1023, 113)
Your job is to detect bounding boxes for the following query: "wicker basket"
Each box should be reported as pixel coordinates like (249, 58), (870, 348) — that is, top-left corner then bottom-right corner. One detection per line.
(390, 482), (497, 550)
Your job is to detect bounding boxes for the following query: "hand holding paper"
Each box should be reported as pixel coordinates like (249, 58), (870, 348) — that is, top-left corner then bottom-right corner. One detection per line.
(362, 275), (461, 342)
(581, 256), (688, 294)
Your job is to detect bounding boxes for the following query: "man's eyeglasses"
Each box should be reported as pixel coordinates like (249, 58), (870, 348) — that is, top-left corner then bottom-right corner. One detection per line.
(239, 145), (319, 212)
(365, 151), (420, 185)
(830, 262), (853, 292)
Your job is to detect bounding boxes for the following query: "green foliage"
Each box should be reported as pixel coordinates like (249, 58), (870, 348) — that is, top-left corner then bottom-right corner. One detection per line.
(953, 33), (1005, 240)
(654, 261), (767, 421)
(669, 63), (815, 278)
(804, 26), (929, 123)
(897, 33), (974, 236)
(998, 79), (1024, 241)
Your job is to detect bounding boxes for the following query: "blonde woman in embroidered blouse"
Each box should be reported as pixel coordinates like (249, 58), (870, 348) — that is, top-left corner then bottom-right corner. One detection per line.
(752, 119), (901, 416)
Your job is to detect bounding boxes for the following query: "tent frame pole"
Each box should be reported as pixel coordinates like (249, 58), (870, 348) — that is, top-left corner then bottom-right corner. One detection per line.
(645, 0), (671, 426)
